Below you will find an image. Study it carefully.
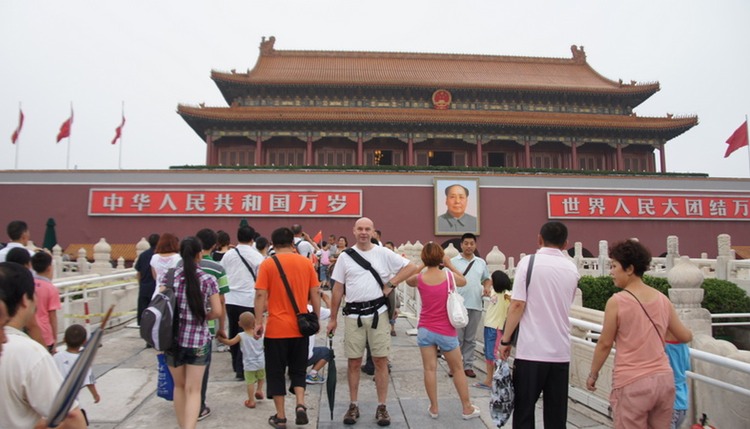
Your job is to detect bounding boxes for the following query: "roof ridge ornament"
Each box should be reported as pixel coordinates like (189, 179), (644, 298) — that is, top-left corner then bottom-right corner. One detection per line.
(570, 45), (586, 63)
(260, 36), (276, 55)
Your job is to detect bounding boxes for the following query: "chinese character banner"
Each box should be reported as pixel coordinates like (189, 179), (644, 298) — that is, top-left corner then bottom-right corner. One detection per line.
(547, 193), (750, 221)
(89, 189), (362, 217)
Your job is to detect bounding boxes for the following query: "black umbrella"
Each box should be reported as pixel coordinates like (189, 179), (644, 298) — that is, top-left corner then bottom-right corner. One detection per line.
(43, 218), (57, 251)
(46, 305), (115, 427)
(326, 334), (337, 420)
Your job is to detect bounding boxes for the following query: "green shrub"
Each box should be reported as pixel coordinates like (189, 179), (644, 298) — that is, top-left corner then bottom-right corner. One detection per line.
(578, 276), (750, 314)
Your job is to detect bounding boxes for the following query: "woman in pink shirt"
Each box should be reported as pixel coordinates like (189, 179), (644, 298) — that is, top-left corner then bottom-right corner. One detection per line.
(406, 242), (481, 421)
(587, 240), (692, 428)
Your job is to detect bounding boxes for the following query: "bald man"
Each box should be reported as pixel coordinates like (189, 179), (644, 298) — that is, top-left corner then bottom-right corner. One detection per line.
(326, 218), (417, 426)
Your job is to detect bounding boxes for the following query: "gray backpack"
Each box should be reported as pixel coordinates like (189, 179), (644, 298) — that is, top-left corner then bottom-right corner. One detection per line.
(140, 269), (178, 351)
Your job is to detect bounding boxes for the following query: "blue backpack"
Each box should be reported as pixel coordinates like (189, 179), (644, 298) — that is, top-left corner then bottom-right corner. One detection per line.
(140, 269), (178, 351)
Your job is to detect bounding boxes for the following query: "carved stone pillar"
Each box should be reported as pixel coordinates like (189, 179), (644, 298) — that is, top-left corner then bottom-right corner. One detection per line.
(666, 235), (680, 271)
(255, 134), (263, 166)
(598, 240), (610, 276)
(716, 233), (731, 280)
(668, 256), (711, 337)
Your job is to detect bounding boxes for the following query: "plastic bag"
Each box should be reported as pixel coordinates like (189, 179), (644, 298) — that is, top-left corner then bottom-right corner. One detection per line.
(157, 353), (174, 401)
(490, 358), (514, 427)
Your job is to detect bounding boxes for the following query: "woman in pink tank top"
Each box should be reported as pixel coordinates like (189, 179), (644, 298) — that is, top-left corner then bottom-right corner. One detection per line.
(405, 243), (481, 421)
(586, 240), (692, 429)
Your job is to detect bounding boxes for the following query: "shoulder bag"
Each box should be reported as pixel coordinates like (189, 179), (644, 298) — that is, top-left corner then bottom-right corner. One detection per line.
(343, 247), (396, 320)
(446, 270), (469, 328)
(270, 256), (319, 336)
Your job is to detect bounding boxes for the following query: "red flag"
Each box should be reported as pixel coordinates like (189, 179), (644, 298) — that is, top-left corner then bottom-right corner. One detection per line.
(312, 230), (322, 244)
(11, 109), (24, 144)
(111, 115), (126, 145)
(724, 120), (749, 158)
(56, 111), (74, 143)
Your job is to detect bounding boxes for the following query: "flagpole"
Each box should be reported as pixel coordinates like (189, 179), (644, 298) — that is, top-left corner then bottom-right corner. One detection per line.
(118, 101), (124, 170)
(14, 102), (20, 170)
(66, 103), (72, 170)
(746, 114), (749, 177)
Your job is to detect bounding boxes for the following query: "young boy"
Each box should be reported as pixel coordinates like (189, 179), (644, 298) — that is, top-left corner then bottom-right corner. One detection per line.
(54, 324), (101, 404)
(665, 331), (690, 429)
(217, 311), (265, 408)
(474, 270), (511, 390)
(31, 252), (61, 353)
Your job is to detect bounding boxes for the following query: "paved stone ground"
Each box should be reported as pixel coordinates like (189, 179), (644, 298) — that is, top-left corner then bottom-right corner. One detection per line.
(81, 312), (612, 429)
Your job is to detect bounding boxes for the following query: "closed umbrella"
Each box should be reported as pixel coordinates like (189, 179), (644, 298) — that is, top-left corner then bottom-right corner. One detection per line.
(326, 334), (337, 420)
(43, 218), (57, 251)
(46, 305), (115, 427)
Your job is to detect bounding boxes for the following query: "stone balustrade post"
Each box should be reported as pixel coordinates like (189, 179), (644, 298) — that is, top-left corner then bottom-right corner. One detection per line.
(116, 257), (125, 270)
(485, 246), (506, 273)
(597, 240), (609, 276)
(715, 233), (731, 280)
(91, 238), (113, 275)
(77, 248), (89, 274)
(667, 255), (711, 337)
(52, 244), (63, 279)
(135, 237), (149, 260)
(666, 235), (679, 271)
(444, 243), (459, 259)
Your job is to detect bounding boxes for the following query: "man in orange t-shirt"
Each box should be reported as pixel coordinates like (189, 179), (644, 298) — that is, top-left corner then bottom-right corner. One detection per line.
(254, 227), (320, 428)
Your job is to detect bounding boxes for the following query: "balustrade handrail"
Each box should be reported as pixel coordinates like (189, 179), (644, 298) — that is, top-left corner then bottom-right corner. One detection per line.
(54, 269), (137, 289)
(569, 316), (750, 397)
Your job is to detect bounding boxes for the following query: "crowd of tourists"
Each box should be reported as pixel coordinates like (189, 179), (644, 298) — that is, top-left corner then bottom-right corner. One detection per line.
(0, 218), (693, 429)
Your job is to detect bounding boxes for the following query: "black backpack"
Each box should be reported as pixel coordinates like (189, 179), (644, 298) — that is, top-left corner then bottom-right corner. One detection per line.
(140, 268), (178, 351)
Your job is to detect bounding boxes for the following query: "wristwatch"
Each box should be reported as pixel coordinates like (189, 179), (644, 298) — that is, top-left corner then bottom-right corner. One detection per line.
(386, 281), (396, 289)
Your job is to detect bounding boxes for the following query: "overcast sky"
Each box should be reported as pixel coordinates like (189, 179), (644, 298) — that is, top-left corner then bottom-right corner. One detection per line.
(2, 1), (749, 178)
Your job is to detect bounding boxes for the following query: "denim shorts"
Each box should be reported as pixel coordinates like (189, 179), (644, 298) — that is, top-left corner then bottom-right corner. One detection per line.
(416, 327), (459, 351)
(307, 346), (333, 367)
(484, 327), (501, 361)
(165, 342), (211, 367)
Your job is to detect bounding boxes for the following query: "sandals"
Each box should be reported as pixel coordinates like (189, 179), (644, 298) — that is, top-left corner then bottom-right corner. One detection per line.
(462, 404), (481, 420)
(295, 404), (309, 425)
(268, 414), (287, 429)
(255, 391), (265, 400)
(244, 399), (256, 408)
(427, 406), (438, 419)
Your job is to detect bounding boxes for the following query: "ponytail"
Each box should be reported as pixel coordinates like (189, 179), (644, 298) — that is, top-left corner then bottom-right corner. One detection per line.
(180, 237), (206, 323)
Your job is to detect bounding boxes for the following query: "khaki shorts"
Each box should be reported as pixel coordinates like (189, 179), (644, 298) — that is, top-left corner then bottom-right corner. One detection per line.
(610, 372), (674, 428)
(344, 311), (391, 359)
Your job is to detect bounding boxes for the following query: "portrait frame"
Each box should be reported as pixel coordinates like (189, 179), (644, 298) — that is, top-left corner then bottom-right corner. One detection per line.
(434, 177), (480, 236)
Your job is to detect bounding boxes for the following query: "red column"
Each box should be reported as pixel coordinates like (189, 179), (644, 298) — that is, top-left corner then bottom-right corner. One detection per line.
(205, 135), (214, 165)
(306, 135), (313, 166)
(476, 137), (483, 167)
(616, 143), (623, 171)
(255, 134), (263, 166)
(357, 134), (364, 165)
(659, 143), (666, 173)
(571, 141), (578, 170)
(524, 138), (531, 168)
(407, 136), (414, 166)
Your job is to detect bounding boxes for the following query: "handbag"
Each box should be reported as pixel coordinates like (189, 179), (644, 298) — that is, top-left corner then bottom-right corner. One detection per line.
(271, 256), (320, 336)
(501, 254), (535, 346)
(156, 353), (174, 401)
(446, 270), (469, 329)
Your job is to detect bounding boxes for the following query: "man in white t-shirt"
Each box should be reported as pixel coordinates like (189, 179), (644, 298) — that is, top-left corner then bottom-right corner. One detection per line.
(326, 217), (417, 427)
(291, 224), (318, 257)
(0, 221), (33, 263)
(221, 225), (265, 380)
(0, 262), (87, 429)
(498, 221), (580, 429)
